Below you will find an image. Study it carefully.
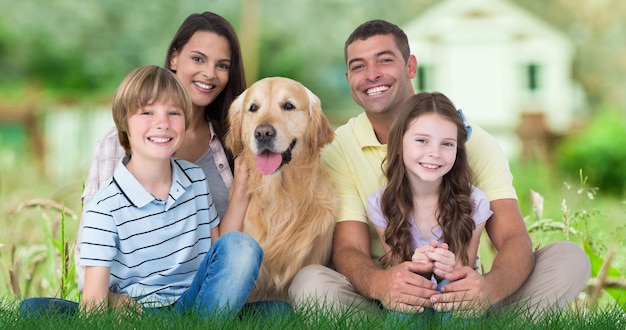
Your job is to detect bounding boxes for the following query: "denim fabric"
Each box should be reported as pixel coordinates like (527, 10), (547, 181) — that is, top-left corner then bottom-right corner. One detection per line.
(20, 232), (271, 319)
(19, 298), (79, 317)
(171, 231), (262, 317)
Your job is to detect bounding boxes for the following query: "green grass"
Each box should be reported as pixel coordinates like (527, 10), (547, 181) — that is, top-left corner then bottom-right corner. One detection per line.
(1, 147), (626, 326)
(0, 297), (625, 329)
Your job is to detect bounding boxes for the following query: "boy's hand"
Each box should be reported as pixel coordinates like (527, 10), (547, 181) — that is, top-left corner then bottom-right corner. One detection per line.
(109, 291), (142, 314)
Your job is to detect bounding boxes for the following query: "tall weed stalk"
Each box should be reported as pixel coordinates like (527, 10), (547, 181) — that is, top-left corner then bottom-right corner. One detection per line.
(3, 199), (78, 301)
(525, 169), (625, 311)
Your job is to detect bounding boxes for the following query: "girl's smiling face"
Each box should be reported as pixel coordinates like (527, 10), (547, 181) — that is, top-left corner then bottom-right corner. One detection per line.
(402, 112), (458, 184)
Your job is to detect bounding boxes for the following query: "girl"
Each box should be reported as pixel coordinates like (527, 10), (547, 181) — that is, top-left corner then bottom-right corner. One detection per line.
(366, 92), (492, 300)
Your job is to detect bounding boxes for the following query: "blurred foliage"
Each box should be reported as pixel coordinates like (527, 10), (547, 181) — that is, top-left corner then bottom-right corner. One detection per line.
(510, 156), (626, 274)
(0, 0), (218, 93)
(3, 0), (624, 115)
(555, 109), (626, 196)
(0, 0), (435, 115)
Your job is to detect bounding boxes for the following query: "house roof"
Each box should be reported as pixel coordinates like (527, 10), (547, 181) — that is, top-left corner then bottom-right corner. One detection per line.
(404, 0), (572, 57)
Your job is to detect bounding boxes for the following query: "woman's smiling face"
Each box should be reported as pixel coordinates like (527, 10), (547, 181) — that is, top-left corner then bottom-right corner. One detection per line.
(169, 31), (231, 110)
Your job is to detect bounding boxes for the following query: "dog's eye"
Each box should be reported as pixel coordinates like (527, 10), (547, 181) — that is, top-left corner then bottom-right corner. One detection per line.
(282, 101), (295, 111)
(248, 104), (258, 112)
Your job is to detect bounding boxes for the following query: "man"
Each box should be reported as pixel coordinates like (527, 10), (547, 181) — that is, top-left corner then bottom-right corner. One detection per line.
(289, 19), (590, 317)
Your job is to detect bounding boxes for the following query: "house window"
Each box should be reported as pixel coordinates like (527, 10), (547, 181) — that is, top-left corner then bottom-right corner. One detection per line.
(416, 65), (431, 91)
(526, 63), (540, 91)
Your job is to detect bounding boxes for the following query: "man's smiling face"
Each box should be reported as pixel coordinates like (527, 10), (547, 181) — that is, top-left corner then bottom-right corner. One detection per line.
(345, 34), (416, 116)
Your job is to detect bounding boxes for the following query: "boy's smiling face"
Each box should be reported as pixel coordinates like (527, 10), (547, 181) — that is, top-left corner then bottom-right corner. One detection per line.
(126, 99), (186, 162)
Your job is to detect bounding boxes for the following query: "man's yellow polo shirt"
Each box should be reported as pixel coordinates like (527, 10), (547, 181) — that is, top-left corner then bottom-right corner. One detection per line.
(322, 112), (518, 262)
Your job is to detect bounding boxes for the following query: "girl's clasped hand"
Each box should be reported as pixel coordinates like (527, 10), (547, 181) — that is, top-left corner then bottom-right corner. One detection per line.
(412, 240), (457, 279)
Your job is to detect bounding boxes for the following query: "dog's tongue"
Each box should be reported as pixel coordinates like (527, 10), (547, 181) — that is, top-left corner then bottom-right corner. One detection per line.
(255, 150), (282, 175)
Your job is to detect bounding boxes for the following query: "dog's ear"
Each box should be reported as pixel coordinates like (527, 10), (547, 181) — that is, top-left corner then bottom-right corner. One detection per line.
(306, 88), (335, 149)
(226, 90), (246, 155)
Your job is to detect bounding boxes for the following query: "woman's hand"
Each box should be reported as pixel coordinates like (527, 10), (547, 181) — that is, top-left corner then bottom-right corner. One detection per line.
(231, 156), (250, 201)
(217, 156), (250, 235)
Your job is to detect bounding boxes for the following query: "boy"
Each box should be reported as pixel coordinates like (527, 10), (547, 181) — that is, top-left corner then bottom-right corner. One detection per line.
(79, 65), (262, 316)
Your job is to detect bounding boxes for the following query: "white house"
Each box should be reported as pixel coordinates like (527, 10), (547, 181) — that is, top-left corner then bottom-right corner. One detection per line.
(403, 0), (581, 158)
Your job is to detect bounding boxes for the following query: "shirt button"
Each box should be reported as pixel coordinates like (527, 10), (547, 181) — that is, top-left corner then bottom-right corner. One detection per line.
(218, 164), (224, 169)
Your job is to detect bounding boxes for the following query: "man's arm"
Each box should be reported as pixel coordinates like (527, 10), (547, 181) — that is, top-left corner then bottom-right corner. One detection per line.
(483, 198), (535, 301)
(333, 221), (437, 312)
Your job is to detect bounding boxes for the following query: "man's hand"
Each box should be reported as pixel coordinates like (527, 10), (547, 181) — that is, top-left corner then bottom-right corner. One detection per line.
(430, 266), (492, 317)
(377, 261), (438, 313)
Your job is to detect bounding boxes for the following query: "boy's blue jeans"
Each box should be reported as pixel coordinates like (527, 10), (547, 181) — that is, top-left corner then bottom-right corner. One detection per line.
(171, 231), (262, 317)
(19, 232), (290, 317)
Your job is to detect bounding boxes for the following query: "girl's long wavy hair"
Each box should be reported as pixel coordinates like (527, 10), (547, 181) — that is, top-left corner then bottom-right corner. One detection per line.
(380, 92), (475, 268)
(164, 12), (246, 170)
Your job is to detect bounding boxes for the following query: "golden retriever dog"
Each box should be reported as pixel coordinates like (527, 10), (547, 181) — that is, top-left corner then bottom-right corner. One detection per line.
(225, 77), (336, 301)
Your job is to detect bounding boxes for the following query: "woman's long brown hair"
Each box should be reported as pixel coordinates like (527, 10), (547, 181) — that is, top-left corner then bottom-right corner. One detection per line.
(164, 12), (246, 170)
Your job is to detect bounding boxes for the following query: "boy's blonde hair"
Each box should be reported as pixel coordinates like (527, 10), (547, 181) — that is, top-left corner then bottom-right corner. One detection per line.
(112, 65), (192, 154)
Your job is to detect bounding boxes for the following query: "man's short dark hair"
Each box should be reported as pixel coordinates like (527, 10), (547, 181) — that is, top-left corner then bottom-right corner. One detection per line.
(344, 19), (411, 64)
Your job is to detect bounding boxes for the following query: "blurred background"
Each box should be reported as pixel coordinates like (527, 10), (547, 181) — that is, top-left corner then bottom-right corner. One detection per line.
(0, 0), (625, 300)
(1, 0), (625, 181)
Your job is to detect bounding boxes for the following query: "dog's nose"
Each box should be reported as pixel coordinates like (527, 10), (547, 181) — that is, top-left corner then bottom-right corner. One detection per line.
(255, 124), (276, 143)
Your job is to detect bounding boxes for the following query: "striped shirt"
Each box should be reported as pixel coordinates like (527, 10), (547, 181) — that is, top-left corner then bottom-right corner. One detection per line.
(81, 124), (233, 211)
(80, 156), (219, 308)
(76, 123), (232, 292)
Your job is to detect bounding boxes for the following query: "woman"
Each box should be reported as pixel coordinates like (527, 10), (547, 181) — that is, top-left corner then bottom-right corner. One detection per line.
(21, 12), (290, 317)
(75, 11), (246, 291)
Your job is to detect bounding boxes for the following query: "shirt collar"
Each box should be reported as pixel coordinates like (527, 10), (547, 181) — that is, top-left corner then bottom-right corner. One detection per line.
(169, 159), (192, 203)
(353, 109), (473, 148)
(208, 121), (218, 142)
(354, 113), (384, 148)
(112, 156), (191, 208)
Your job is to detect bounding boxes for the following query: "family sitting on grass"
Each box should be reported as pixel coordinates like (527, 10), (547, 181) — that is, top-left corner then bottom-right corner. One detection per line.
(19, 12), (590, 324)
